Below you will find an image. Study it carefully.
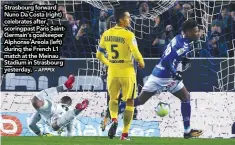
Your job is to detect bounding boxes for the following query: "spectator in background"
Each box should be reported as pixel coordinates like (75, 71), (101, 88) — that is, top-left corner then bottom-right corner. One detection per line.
(200, 20), (229, 57)
(152, 15), (164, 46)
(139, 1), (149, 17)
(99, 10), (109, 35)
(151, 15), (165, 55)
(152, 16), (173, 46)
(181, 2), (194, 20)
(218, 7), (232, 29)
(106, 15), (116, 29)
(231, 10), (235, 40)
(202, 13), (213, 30)
(231, 10), (235, 21)
(75, 18), (91, 40)
(162, 1), (184, 35)
(217, 7), (233, 41)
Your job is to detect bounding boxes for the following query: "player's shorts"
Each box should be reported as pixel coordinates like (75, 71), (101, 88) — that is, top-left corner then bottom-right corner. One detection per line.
(107, 76), (137, 102)
(142, 75), (184, 94)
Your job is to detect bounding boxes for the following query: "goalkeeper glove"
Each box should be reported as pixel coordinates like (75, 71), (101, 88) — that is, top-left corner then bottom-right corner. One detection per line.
(42, 133), (53, 136)
(173, 71), (183, 81)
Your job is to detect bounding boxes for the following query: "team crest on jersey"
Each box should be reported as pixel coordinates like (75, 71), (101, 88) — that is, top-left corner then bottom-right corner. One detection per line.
(132, 38), (137, 46)
(176, 48), (186, 56)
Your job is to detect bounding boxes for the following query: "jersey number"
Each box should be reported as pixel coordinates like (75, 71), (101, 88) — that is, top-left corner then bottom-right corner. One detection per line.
(164, 45), (171, 56)
(111, 44), (119, 59)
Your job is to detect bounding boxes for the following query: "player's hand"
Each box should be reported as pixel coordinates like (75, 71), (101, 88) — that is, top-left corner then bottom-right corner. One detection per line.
(152, 38), (159, 46)
(173, 71), (183, 81)
(182, 57), (190, 66)
(138, 63), (145, 69)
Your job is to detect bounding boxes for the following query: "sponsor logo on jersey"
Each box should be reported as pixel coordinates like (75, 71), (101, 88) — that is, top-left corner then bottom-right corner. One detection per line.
(176, 48), (186, 56)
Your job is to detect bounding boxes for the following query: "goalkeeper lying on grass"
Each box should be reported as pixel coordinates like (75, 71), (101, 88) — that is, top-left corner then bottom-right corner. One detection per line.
(28, 75), (89, 136)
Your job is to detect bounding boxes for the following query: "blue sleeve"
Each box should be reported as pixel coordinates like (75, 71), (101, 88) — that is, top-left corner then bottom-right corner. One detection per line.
(161, 49), (178, 75)
(98, 47), (106, 53)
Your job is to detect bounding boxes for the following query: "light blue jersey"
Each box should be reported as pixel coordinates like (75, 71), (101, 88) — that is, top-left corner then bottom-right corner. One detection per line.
(152, 34), (190, 78)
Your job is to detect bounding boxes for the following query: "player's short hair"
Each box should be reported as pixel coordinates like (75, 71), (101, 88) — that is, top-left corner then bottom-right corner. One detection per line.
(182, 19), (198, 32)
(114, 8), (129, 23)
(60, 96), (72, 106)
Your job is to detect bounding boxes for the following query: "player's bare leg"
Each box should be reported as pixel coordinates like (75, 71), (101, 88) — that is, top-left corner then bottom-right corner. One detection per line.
(172, 86), (203, 139)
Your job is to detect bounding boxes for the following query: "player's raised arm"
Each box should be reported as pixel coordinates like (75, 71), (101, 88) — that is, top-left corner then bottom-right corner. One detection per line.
(96, 33), (109, 66)
(128, 33), (145, 68)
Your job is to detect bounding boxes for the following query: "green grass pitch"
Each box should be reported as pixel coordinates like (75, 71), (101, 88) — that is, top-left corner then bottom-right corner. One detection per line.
(2, 137), (235, 145)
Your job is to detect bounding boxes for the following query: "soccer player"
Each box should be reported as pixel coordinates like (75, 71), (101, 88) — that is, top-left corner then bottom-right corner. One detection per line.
(96, 8), (145, 140)
(28, 75), (89, 136)
(117, 19), (203, 139)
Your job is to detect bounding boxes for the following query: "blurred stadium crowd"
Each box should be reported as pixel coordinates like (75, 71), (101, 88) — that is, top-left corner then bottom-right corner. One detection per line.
(1, 1), (235, 58)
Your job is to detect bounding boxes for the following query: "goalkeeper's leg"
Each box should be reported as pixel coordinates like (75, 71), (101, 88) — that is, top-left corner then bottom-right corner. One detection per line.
(51, 99), (89, 131)
(32, 75), (75, 109)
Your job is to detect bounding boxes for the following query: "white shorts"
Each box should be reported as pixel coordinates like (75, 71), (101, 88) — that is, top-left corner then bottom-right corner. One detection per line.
(142, 75), (184, 94)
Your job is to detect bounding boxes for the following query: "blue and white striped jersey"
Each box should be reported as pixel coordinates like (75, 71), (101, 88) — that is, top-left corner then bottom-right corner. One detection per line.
(152, 34), (190, 78)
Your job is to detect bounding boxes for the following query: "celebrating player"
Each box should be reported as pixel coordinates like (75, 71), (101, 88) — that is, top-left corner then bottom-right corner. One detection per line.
(96, 8), (145, 140)
(117, 19), (203, 139)
(28, 75), (89, 136)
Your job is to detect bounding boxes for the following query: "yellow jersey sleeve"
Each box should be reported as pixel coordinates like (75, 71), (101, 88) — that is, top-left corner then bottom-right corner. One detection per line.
(96, 32), (109, 66)
(127, 32), (144, 66)
(99, 32), (106, 49)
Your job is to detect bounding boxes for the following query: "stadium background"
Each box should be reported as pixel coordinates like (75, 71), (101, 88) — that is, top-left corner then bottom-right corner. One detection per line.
(1, 0), (235, 139)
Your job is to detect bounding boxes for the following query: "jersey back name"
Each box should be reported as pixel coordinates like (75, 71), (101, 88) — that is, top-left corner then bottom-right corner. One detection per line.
(101, 27), (136, 77)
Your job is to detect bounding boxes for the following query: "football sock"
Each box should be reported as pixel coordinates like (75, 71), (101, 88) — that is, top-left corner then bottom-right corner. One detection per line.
(122, 106), (134, 133)
(181, 101), (191, 133)
(109, 100), (118, 120)
(118, 102), (126, 114)
(57, 109), (79, 127)
(134, 98), (142, 106)
(232, 122), (235, 134)
(118, 98), (141, 114)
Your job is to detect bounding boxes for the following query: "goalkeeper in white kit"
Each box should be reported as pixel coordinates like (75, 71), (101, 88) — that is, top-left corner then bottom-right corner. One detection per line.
(28, 75), (89, 136)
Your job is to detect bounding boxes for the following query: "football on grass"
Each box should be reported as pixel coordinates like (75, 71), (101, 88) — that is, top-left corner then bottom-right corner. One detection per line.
(155, 102), (170, 117)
